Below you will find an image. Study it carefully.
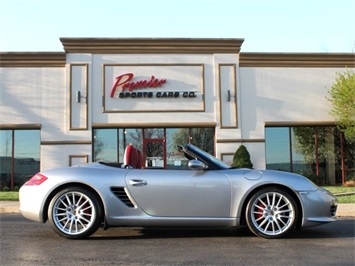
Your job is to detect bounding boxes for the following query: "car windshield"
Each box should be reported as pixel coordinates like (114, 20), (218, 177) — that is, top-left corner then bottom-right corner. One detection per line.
(187, 145), (231, 170)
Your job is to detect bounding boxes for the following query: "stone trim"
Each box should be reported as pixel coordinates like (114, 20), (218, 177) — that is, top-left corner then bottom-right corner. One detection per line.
(60, 38), (245, 54)
(0, 52), (66, 67)
(240, 53), (355, 68)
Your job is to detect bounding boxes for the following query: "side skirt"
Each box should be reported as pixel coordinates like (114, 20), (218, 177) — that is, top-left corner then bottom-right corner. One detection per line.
(106, 216), (239, 227)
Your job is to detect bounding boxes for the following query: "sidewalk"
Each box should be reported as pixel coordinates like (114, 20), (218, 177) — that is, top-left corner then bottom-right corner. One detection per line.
(0, 201), (354, 217)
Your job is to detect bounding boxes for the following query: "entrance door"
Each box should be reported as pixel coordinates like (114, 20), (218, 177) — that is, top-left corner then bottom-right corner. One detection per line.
(143, 128), (166, 168)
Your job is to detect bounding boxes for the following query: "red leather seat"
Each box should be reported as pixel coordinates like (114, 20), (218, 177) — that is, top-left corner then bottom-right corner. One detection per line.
(124, 144), (143, 168)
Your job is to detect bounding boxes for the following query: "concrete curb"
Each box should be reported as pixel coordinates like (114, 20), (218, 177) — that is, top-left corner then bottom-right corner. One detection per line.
(0, 201), (20, 214)
(336, 203), (355, 217)
(1, 201), (354, 217)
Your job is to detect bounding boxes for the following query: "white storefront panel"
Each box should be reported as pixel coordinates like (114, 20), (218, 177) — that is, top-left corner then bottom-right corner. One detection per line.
(1, 39), (354, 188)
(239, 67), (348, 139)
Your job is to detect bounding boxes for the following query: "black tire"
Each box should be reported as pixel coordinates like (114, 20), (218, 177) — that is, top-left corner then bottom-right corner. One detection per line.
(48, 187), (103, 239)
(245, 187), (298, 239)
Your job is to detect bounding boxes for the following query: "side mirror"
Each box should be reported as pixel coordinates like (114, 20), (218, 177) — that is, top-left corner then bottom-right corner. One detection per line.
(188, 160), (208, 170)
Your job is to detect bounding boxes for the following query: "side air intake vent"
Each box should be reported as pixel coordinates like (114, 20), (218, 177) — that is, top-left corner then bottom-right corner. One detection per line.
(110, 187), (135, 208)
(330, 204), (337, 217)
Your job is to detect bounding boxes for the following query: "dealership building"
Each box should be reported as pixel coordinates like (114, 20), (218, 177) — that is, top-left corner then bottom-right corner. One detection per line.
(1, 38), (354, 190)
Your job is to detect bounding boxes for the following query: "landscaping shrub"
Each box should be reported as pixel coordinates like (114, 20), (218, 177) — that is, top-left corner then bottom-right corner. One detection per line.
(232, 145), (253, 169)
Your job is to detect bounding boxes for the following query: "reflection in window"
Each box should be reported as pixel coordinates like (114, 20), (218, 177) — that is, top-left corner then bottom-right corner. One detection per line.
(266, 126), (344, 185)
(171, 128), (189, 146)
(191, 128), (215, 155)
(93, 127), (215, 170)
(0, 130), (13, 190)
(0, 129), (40, 190)
(166, 128), (189, 169)
(124, 129), (143, 150)
(93, 129), (118, 163)
(292, 127), (316, 174)
(265, 127), (291, 172)
(144, 128), (164, 139)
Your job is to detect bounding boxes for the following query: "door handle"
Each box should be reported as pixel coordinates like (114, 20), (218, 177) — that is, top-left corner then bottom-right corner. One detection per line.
(129, 179), (148, 186)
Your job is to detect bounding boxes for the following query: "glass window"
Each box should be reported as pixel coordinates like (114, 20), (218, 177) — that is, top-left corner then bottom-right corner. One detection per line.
(265, 127), (291, 172)
(170, 128), (190, 146)
(292, 127), (342, 184)
(190, 128), (215, 155)
(124, 129), (143, 150)
(93, 129), (118, 163)
(93, 128), (144, 163)
(344, 137), (355, 183)
(266, 126), (345, 185)
(166, 128), (189, 169)
(144, 128), (164, 139)
(0, 129), (40, 190)
(14, 130), (40, 188)
(0, 130), (13, 190)
(292, 127), (316, 175)
(93, 127), (215, 170)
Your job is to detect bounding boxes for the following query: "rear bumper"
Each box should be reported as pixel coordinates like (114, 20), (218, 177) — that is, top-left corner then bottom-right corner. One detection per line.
(19, 185), (47, 223)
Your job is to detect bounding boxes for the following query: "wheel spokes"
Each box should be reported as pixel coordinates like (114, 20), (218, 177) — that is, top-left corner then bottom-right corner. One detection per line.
(52, 191), (95, 235)
(251, 192), (295, 236)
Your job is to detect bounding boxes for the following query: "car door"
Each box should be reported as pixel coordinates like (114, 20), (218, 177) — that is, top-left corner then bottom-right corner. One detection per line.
(125, 169), (231, 217)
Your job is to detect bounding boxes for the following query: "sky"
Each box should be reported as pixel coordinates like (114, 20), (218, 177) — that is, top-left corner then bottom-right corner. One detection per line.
(0, 0), (354, 53)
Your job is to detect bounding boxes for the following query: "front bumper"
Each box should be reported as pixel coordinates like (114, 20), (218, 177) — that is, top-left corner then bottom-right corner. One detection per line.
(299, 188), (338, 227)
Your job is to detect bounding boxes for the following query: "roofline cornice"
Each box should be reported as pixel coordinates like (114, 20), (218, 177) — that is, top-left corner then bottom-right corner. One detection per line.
(0, 52), (66, 67)
(1, 48), (354, 69)
(60, 38), (245, 54)
(240, 52), (355, 67)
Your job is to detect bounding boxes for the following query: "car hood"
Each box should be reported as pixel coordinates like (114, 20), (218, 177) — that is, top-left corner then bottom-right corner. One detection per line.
(227, 168), (320, 192)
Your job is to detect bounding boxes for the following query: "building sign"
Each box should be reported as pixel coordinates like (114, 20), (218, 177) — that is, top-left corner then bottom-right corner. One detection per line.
(103, 64), (205, 112)
(110, 73), (197, 99)
(110, 73), (166, 97)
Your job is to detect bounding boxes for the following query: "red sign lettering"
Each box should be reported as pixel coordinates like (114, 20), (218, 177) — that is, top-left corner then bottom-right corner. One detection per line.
(110, 73), (167, 97)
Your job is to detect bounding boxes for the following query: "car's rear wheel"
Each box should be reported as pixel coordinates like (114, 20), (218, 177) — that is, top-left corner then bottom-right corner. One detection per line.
(246, 187), (298, 239)
(48, 187), (102, 239)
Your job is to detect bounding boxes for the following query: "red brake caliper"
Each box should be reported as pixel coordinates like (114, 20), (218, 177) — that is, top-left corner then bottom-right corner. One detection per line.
(255, 201), (264, 220)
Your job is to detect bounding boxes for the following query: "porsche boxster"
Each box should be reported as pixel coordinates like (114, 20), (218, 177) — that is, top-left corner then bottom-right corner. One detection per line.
(19, 144), (337, 239)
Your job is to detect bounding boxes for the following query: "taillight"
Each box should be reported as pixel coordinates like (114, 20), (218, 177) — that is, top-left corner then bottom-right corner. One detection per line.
(25, 173), (48, 186)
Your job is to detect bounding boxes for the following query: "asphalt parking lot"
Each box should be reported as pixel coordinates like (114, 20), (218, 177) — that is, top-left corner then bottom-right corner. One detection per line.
(1, 213), (354, 266)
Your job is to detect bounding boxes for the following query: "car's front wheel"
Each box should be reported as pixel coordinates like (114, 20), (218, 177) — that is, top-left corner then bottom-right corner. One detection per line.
(48, 187), (103, 239)
(246, 187), (298, 239)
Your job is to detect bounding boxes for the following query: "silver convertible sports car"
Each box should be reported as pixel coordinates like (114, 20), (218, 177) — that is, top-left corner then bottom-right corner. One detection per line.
(20, 144), (337, 239)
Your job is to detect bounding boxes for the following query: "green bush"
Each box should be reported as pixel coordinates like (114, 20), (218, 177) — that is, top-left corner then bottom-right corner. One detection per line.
(232, 145), (253, 169)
